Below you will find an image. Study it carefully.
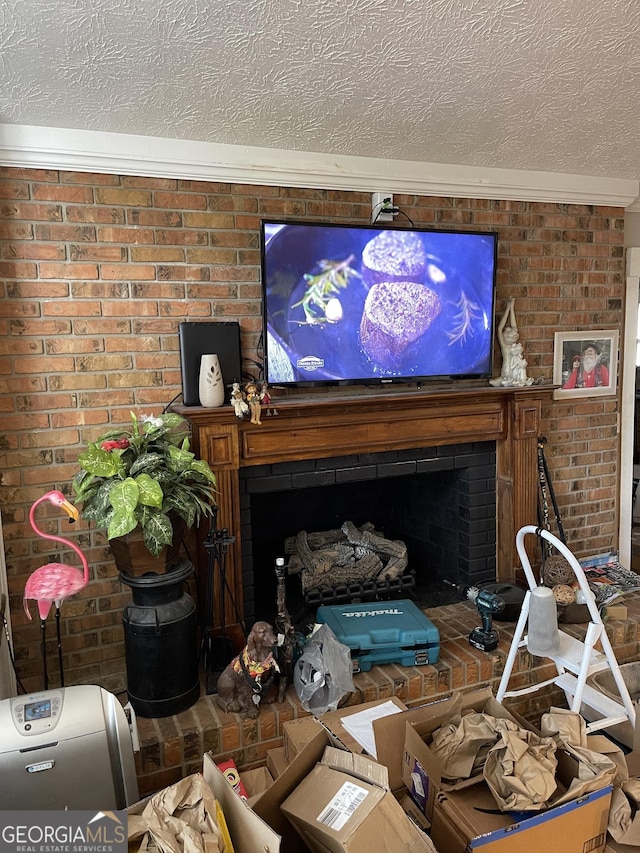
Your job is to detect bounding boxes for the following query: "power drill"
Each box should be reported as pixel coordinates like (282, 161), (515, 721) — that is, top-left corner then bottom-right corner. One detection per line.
(444, 581), (506, 652)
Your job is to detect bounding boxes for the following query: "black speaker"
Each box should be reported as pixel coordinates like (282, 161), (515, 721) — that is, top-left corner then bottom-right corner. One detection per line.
(178, 321), (242, 406)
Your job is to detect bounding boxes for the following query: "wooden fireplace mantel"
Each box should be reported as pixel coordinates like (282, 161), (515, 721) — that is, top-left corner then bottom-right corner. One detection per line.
(176, 383), (554, 633)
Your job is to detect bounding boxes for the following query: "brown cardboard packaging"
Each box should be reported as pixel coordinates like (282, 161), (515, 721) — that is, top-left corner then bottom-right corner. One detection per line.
(282, 695), (409, 790)
(606, 838), (640, 852)
(129, 763), (282, 853)
(203, 760), (282, 851)
(209, 697), (408, 853)
(281, 746), (437, 853)
(400, 687), (528, 818)
(283, 715), (325, 761)
(608, 780), (640, 848)
(266, 745), (289, 778)
(400, 794), (431, 834)
(430, 775), (612, 853)
(208, 727), (331, 853)
(319, 695), (408, 753)
(240, 765), (275, 804)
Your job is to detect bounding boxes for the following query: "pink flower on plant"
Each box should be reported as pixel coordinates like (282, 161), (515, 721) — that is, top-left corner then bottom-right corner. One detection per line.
(101, 438), (130, 451)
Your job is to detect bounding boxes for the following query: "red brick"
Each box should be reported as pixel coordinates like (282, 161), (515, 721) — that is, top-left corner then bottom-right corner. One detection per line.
(2, 242), (66, 260)
(100, 263), (155, 280)
(1, 202), (62, 220)
(0, 180), (30, 199)
(39, 262), (99, 279)
(95, 188), (152, 206)
(65, 206), (125, 224)
(32, 184), (93, 203)
(154, 192), (207, 210)
(95, 226), (155, 243)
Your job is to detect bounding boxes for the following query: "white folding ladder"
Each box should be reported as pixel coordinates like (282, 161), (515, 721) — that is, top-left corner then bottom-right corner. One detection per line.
(496, 525), (636, 735)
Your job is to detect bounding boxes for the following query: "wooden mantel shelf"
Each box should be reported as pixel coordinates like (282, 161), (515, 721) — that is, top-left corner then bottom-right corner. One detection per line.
(176, 383), (554, 633)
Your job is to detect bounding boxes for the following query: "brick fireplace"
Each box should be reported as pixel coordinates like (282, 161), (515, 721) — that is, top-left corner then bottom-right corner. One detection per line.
(178, 382), (553, 643)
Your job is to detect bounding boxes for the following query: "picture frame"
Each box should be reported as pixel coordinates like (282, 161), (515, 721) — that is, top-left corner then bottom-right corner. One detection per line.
(553, 330), (619, 399)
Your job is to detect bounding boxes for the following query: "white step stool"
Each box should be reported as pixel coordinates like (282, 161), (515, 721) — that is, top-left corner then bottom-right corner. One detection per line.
(496, 525), (636, 736)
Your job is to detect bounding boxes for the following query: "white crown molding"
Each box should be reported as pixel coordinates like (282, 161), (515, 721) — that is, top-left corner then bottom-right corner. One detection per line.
(1, 124), (638, 209)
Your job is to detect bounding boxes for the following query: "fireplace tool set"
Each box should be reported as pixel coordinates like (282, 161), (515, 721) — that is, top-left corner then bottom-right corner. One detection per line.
(202, 507), (242, 695)
(202, 514), (305, 699)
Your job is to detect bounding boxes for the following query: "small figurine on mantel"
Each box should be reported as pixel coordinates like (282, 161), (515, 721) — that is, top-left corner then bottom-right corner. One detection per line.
(245, 380), (262, 425)
(489, 298), (534, 388)
(230, 382), (249, 419)
(260, 382), (278, 417)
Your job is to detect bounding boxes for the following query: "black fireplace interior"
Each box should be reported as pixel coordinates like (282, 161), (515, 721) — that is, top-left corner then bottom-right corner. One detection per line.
(238, 442), (496, 628)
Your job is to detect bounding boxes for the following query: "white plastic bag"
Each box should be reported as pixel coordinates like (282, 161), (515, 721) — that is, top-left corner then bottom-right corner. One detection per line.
(293, 623), (354, 715)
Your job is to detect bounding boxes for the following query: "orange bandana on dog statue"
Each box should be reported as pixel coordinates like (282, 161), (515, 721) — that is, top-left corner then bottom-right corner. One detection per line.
(233, 647), (275, 681)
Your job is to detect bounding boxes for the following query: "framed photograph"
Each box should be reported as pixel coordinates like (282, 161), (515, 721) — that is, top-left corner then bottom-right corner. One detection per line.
(553, 330), (619, 399)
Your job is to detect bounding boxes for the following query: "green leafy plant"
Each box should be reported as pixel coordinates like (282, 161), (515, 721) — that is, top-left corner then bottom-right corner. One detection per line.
(73, 411), (217, 556)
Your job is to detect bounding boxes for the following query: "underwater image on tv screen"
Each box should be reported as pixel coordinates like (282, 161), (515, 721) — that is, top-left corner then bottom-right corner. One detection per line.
(261, 220), (497, 387)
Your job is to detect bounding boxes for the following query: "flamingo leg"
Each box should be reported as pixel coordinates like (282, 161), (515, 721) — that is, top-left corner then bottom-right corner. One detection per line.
(55, 606), (64, 687)
(40, 619), (48, 690)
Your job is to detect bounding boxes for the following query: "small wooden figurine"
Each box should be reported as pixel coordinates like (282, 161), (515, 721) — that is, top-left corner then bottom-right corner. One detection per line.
(230, 382), (249, 419)
(260, 382), (278, 417)
(245, 380), (262, 425)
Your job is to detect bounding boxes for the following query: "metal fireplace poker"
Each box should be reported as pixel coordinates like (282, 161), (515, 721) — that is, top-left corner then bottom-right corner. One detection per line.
(202, 507), (244, 695)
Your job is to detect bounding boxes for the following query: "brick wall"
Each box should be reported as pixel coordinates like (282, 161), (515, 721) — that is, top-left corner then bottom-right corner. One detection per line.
(0, 167), (625, 692)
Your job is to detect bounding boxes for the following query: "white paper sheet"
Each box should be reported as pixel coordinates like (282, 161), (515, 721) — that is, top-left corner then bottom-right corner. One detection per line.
(340, 700), (403, 758)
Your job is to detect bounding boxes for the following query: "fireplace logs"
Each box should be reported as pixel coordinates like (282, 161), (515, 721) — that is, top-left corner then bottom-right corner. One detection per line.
(285, 520), (409, 597)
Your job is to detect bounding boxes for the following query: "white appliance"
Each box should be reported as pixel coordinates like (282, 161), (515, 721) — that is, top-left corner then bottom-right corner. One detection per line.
(0, 685), (139, 809)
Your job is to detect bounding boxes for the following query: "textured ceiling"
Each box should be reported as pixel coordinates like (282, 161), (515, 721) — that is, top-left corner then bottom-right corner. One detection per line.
(2, 0), (640, 184)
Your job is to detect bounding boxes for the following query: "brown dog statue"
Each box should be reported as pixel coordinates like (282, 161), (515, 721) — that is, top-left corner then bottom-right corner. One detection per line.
(216, 621), (277, 718)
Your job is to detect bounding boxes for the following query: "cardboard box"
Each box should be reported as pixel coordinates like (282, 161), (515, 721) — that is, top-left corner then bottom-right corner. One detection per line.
(241, 765), (275, 804)
(150, 762), (279, 853)
(267, 745), (289, 778)
(401, 687), (530, 818)
(319, 695), (408, 755)
(606, 840), (640, 852)
(400, 794), (431, 835)
(281, 746), (437, 853)
(207, 727), (331, 853)
(430, 778), (612, 853)
(241, 697), (407, 851)
(283, 715), (325, 761)
(283, 697), (408, 764)
(606, 837), (640, 852)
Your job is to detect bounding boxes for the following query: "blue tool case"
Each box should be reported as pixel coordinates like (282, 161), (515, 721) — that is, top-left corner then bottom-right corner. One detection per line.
(315, 599), (440, 672)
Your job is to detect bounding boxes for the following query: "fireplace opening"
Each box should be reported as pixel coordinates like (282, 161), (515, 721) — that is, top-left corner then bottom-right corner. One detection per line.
(239, 442), (496, 627)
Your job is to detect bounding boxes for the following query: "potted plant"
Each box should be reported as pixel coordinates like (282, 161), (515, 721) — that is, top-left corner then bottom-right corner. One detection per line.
(73, 411), (217, 573)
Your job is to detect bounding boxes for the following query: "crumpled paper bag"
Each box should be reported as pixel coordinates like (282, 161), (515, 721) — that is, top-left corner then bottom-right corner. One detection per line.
(483, 729), (558, 811)
(541, 708), (640, 845)
(541, 706), (628, 792)
(128, 773), (228, 853)
(540, 707), (588, 748)
(430, 711), (525, 781)
(551, 741), (618, 807)
(608, 777), (640, 846)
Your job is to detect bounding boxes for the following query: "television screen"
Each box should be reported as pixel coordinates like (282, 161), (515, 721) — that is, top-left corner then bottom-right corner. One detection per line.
(261, 220), (497, 387)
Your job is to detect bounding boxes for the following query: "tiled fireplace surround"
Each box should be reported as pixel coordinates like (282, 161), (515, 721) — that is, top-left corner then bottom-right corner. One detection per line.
(131, 385), (640, 796)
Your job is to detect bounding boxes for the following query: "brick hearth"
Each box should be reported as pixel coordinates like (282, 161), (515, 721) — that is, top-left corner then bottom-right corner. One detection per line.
(132, 595), (640, 797)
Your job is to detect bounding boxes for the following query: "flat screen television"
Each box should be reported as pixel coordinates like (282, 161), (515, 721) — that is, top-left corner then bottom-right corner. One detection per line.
(261, 219), (498, 388)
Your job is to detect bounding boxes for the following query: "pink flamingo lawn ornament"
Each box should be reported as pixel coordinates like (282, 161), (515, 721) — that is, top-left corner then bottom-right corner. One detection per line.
(24, 490), (89, 689)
